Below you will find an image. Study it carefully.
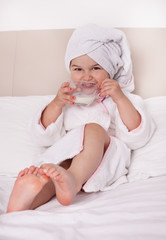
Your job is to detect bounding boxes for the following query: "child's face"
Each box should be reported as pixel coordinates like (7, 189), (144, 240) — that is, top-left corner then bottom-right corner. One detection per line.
(70, 55), (109, 87)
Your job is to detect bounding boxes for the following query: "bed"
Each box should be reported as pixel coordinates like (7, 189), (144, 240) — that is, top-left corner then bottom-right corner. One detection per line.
(0, 28), (166, 240)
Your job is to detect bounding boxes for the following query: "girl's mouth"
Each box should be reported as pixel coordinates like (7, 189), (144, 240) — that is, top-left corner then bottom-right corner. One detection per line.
(71, 81), (100, 96)
(81, 82), (97, 89)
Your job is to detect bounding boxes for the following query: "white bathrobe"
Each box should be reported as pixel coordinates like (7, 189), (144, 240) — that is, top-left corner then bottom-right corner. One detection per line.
(28, 90), (156, 192)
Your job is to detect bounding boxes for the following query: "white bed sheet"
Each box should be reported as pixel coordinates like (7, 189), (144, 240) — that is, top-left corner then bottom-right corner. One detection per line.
(0, 175), (166, 240)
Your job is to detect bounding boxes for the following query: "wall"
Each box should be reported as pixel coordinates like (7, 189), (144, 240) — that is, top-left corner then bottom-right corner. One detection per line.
(0, 0), (166, 31)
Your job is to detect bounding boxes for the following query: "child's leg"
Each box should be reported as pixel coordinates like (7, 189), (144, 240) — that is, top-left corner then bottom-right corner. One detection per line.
(41, 123), (110, 206)
(69, 123), (110, 191)
(7, 123), (110, 212)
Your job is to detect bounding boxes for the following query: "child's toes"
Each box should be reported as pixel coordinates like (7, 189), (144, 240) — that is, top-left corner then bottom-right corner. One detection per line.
(50, 170), (59, 178)
(41, 164), (56, 171)
(18, 168), (29, 177)
(24, 168), (29, 175)
(54, 174), (63, 182)
(18, 170), (25, 177)
(33, 167), (39, 176)
(28, 166), (36, 174)
(40, 164), (50, 170)
(37, 168), (45, 175)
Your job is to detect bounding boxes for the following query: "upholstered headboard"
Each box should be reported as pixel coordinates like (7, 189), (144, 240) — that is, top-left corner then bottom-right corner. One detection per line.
(0, 28), (166, 98)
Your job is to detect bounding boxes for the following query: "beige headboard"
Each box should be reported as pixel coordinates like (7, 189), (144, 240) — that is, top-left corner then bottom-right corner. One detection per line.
(0, 28), (166, 98)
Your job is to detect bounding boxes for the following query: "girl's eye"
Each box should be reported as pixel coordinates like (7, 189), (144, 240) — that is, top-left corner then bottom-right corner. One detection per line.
(93, 67), (100, 70)
(74, 68), (82, 71)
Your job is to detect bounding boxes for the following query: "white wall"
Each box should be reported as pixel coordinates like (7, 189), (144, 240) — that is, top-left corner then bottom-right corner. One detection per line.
(0, 0), (166, 31)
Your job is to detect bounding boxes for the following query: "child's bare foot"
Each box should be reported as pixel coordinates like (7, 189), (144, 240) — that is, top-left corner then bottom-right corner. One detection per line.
(7, 166), (50, 213)
(40, 164), (78, 206)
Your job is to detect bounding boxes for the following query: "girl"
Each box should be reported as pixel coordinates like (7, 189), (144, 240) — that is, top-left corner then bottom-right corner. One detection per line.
(7, 24), (155, 212)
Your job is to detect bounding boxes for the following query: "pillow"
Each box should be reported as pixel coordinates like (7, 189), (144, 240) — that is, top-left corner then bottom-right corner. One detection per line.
(0, 95), (54, 177)
(127, 96), (166, 182)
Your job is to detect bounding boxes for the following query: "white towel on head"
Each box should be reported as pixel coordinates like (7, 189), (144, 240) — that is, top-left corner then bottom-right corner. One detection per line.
(65, 24), (134, 92)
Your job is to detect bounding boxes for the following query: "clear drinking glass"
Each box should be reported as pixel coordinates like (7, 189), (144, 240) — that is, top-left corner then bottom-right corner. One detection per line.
(69, 80), (101, 106)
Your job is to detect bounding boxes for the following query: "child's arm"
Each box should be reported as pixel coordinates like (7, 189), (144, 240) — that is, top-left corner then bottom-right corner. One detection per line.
(41, 82), (75, 128)
(100, 78), (141, 131)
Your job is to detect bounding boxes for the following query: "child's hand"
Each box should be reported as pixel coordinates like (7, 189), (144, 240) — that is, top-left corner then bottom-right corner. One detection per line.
(100, 78), (125, 103)
(53, 82), (75, 108)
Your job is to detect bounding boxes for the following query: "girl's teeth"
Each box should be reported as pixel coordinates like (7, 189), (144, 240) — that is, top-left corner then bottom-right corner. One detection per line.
(83, 83), (95, 87)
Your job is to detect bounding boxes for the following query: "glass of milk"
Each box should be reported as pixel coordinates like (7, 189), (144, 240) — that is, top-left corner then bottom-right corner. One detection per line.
(69, 80), (100, 106)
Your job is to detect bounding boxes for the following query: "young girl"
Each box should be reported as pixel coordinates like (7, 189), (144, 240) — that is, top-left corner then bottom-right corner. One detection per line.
(7, 24), (155, 212)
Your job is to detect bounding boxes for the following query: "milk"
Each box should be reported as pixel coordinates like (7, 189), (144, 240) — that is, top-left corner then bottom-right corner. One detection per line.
(75, 95), (96, 106)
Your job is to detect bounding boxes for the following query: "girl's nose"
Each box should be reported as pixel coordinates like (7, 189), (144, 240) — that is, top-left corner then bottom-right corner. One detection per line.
(83, 71), (92, 81)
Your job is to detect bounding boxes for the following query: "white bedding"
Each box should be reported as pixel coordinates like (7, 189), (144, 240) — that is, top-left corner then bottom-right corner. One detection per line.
(0, 175), (166, 240)
(0, 96), (166, 239)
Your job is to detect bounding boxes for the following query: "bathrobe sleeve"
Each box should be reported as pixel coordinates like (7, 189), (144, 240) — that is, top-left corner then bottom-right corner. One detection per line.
(114, 92), (156, 150)
(28, 103), (66, 147)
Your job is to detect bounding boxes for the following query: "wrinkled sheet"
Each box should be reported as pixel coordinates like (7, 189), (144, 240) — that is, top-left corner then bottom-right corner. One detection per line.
(0, 175), (166, 240)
